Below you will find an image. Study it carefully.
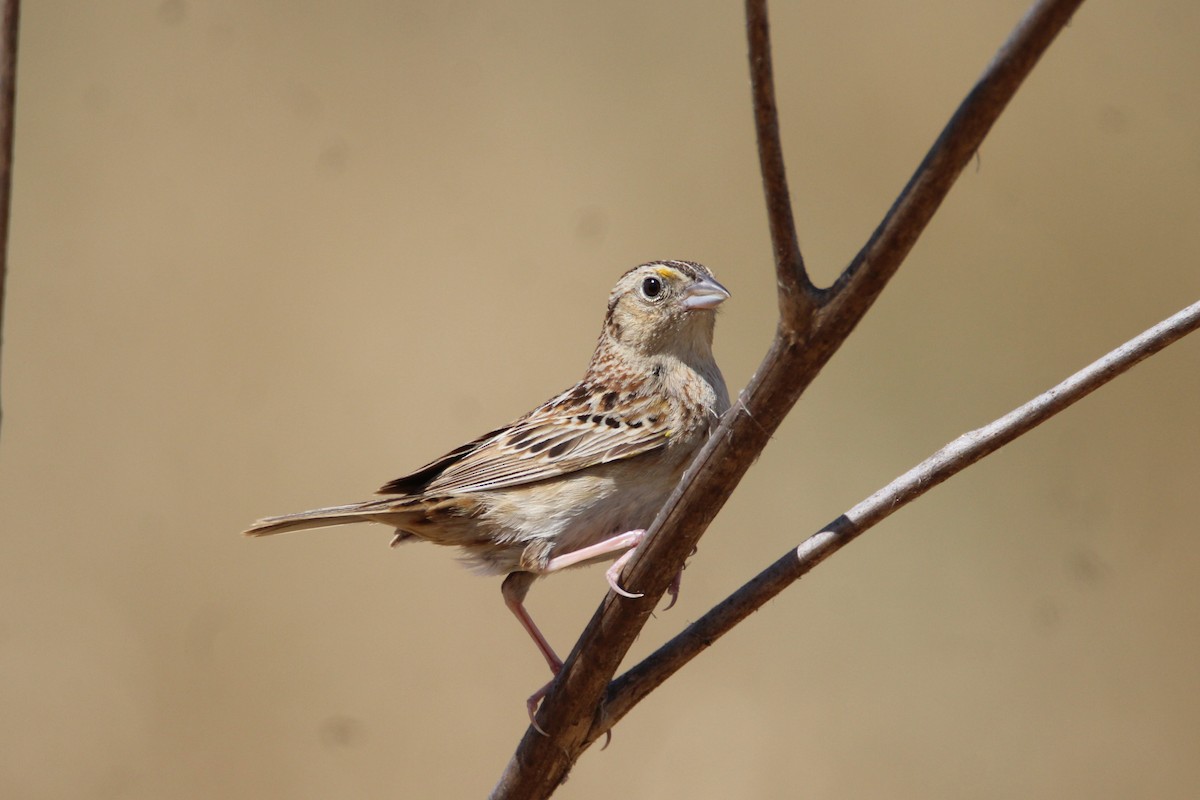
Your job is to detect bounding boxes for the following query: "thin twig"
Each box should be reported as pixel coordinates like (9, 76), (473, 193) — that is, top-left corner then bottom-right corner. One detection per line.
(491, 0), (1086, 796)
(747, 0), (815, 319)
(0, 0), (20, 438)
(595, 299), (1200, 737)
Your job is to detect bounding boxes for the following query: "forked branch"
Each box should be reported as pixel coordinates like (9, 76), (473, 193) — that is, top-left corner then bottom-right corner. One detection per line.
(492, 0), (1090, 796)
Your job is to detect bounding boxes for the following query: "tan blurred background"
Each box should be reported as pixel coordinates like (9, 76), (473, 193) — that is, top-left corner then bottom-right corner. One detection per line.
(2, 1), (1198, 797)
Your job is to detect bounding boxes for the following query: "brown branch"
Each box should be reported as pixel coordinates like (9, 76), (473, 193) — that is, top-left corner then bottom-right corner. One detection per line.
(747, 0), (815, 320)
(595, 298), (1200, 737)
(820, 0), (1086, 337)
(490, 0), (1086, 796)
(0, 0), (19, 438)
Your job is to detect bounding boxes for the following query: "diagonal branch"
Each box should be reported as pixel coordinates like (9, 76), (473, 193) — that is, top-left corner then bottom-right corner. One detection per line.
(594, 298), (1200, 738)
(491, 0), (1087, 796)
(820, 0), (1086, 335)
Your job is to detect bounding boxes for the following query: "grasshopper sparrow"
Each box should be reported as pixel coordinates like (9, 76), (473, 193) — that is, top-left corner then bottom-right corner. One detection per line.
(245, 260), (730, 714)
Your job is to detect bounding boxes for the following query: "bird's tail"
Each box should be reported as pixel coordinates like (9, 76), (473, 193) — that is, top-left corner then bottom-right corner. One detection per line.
(243, 501), (390, 537)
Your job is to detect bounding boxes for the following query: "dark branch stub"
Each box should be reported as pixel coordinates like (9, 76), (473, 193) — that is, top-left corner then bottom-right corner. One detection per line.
(0, 0), (20, 438)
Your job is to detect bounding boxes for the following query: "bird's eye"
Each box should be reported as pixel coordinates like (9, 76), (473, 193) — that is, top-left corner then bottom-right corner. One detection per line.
(641, 276), (663, 299)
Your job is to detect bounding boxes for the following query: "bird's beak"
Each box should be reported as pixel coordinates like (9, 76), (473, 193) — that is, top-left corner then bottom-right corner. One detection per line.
(681, 275), (731, 310)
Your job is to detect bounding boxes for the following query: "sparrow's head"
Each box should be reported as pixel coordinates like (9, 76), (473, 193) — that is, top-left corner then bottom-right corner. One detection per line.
(601, 260), (729, 360)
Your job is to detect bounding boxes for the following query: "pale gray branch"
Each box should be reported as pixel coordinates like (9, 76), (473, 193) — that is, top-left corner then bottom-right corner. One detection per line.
(595, 298), (1200, 736)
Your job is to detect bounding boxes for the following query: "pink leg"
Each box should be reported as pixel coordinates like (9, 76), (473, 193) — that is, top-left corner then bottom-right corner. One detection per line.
(502, 572), (563, 733)
(544, 529), (645, 572)
(545, 529), (646, 598)
(502, 572), (562, 675)
(504, 530), (654, 731)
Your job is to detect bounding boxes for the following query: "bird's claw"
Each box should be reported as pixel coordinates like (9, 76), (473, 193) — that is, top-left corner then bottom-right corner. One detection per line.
(605, 562), (644, 599)
(527, 679), (553, 736)
(663, 569), (682, 610)
(662, 547), (696, 610)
